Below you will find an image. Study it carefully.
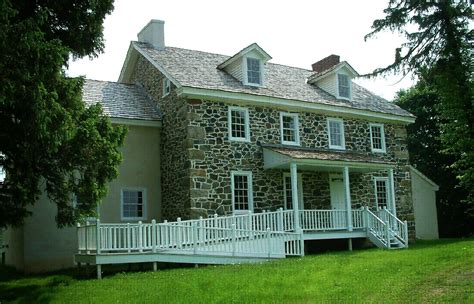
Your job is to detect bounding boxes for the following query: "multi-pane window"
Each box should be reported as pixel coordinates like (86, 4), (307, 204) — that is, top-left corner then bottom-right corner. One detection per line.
(122, 189), (145, 219)
(370, 124), (386, 153)
(338, 74), (350, 99)
(246, 57), (261, 85)
(231, 171), (253, 214)
(228, 106), (250, 142)
(280, 113), (300, 145)
(374, 178), (389, 209)
(327, 118), (345, 150)
(162, 78), (171, 97)
(283, 173), (303, 210)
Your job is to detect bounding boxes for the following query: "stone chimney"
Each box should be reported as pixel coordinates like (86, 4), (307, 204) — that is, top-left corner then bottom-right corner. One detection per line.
(311, 54), (340, 73)
(137, 20), (165, 50)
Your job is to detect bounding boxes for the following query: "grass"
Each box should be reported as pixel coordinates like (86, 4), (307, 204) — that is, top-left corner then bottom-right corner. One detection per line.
(0, 239), (473, 303)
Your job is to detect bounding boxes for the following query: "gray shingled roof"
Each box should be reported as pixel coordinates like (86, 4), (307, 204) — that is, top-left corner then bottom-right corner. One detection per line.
(134, 42), (413, 118)
(83, 79), (160, 121)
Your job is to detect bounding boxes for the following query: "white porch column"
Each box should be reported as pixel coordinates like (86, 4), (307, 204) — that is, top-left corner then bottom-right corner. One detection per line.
(389, 168), (397, 216)
(343, 166), (353, 231)
(290, 162), (300, 230)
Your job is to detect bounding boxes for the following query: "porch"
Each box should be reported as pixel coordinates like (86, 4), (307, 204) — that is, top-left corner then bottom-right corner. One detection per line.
(75, 207), (408, 278)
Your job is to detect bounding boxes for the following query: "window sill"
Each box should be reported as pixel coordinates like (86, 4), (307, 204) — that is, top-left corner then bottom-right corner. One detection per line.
(281, 141), (300, 147)
(229, 138), (251, 143)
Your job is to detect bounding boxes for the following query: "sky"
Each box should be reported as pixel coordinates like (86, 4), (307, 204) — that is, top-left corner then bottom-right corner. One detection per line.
(66, 0), (416, 101)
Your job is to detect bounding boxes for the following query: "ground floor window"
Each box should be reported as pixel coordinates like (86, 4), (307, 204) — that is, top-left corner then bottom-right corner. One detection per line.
(374, 178), (389, 209)
(283, 173), (303, 210)
(121, 188), (146, 220)
(231, 171), (253, 214)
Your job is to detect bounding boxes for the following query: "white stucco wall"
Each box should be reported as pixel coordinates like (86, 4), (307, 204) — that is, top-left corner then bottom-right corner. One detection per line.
(410, 167), (439, 240)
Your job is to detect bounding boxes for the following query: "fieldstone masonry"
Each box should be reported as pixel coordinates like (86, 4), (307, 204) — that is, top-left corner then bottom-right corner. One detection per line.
(131, 55), (415, 238)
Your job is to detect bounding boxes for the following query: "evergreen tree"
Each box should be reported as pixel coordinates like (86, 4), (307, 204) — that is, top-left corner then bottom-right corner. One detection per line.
(0, 0), (126, 228)
(366, 0), (474, 208)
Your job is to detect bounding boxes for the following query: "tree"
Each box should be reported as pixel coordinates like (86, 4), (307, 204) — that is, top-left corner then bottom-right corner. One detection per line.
(0, 0), (126, 228)
(365, 0), (474, 207)
(395, 73), (472, 237)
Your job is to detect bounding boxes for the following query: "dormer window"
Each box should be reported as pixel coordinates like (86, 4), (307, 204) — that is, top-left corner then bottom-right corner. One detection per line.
(246, 57), (261, 85)
(163, 78), (171, 97)
(337, 74), (350, 99)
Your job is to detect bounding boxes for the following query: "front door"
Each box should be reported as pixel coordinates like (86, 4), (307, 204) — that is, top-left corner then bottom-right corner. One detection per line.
(329, 174), (346, 228)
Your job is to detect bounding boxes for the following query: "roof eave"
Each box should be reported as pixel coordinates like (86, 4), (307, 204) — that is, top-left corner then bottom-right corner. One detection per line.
(177, 86), (416, 124)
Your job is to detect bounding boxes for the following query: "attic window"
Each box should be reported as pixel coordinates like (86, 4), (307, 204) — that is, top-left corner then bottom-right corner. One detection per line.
(337, 74), (350, 99)
(246, 57), (261, 85)
(163, 78), (171, 97)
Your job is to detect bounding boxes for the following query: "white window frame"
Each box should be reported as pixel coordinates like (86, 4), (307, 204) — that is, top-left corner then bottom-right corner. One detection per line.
(374, 177), (389, 209)
(231, 171), (254, 215)
(327, 118), (346, 150)
(282, 172), (304, 210)
(228, 106), (250, 142)
(121, 187), (147, 221)
(279, 112), (300, 146)
(162, 78), (171, 97)
(369, 123), (386, 153)
(243, 56), (264, 87)
(336, 73), (351, 100)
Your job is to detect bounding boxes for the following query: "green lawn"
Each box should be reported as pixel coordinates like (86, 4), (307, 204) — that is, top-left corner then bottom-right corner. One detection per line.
(1, 239), (473, 303)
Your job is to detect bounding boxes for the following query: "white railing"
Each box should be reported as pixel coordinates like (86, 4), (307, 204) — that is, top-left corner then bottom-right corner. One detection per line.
(380, 208), (409, 248)
(77, 220), (303, 257)
(300, 210), (347, 230)
(365, 208), (389, 248)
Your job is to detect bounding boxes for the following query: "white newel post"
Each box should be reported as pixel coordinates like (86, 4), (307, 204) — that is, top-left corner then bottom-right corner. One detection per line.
(343, 166), (353, 231)
(266, 227), (271, 258)
(192, 222), (198, 254)
(138, 221), (143, 253)
(85, 221), (89, 254)
(389, 168), (397, 217)
(152, 219), (157, 253)
(96, 219), (101, 254)
(127, 223), (131, 253)
(290, 162), (300, 231)
(231, 224), (236, 256)
(278, 207), (284, 231)
(248, 210), (254, 240)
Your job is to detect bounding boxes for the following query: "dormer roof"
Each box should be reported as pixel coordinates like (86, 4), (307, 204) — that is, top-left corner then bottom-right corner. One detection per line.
(218, 43), (272, 70)
(307, 61), (359, 84)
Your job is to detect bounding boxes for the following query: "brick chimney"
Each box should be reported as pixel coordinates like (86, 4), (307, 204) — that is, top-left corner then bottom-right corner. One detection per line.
(138, 20), (165, 50)
(311, 55), (340, 73)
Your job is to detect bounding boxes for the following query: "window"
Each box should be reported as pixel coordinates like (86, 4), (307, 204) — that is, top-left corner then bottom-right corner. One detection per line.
(231, 171), (253, 214)
(283, 173), (303, 210)
(374, 178), (389, 209)
(246, 57), (261, 85)
(337, 74), (350, 99)
(228, 106), (250, 142)
(121, 189), (146, 220)
(370, 124), (386, 153)
(162, 78), (171, 97)
(280, 113), (300, 145)
(327, 118), (345, 150)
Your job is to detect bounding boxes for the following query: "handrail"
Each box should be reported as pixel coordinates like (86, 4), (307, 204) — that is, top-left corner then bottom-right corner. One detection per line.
(381, 208), (409, 248)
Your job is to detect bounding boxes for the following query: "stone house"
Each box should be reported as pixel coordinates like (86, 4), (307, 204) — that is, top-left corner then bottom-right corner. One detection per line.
(3, 19), (440, 274)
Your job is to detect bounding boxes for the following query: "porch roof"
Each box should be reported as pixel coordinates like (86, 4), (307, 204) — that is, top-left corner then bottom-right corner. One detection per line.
(262, 145), (393, 172)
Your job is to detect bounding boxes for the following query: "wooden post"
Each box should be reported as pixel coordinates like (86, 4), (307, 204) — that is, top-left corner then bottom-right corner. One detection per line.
(404, 220), (409, 248)
(248, 210), (253, 240)
(138, 221), (143, 253)
(389, 168), (397, 217)
(385, 221), (391, 249)
(96, 219), (101, 255)
(177, 218), (182, 249)
(199, 216), (204, 242)
(298, 228), (305, 256)
(266, 227), (271, 258)
(127, 223), (131, 253)
(363, 206), (369, 232)
(278, 207), (284, 232)
(153, 262), (157, 271)
(290, 163), (300, 231)
(231, 224), (236, 256)
(97, 264), (102, 279)
(343, 166), (353, 231)
(192, 222), (198, 254)
(76, 223), (81, 253)
(85, 221), (89, 254)
(348, 238), (353, 251)
(152, 219), (157, 253)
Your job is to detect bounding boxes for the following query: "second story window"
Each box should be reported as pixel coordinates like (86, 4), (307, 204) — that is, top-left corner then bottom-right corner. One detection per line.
(337, 74), (350, 99)
(327, 118), (345, 150)
(163, 78), (171, 97)
(228, 106), (250, 142)
(280, 112), (300, 145)
(246, 57), (261, 85)
(121, 188), (146, 220)
(370, 123), (386, 153)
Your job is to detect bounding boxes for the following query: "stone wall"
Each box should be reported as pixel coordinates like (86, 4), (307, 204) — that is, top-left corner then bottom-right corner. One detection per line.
(130, 53), (414, 236)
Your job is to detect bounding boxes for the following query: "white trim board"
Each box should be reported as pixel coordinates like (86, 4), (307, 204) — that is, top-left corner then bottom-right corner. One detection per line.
(111, 118), (161, 127)
(178, 87), (415, 124)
